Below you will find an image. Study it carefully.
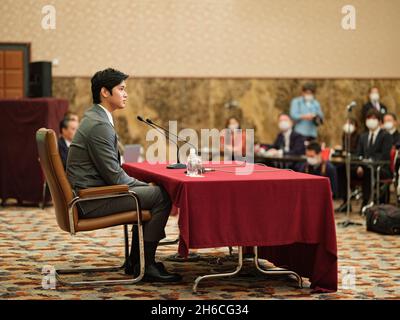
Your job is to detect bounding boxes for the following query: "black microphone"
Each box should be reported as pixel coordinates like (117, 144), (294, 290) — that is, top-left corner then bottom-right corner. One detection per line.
(146, 118), (197, 150)
(347, 101), (357, 112)
(136, 116), (186, 169)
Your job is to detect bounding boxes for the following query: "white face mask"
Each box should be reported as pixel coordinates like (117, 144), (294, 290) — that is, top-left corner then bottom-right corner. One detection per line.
(383, 121), (394, 131)
(306, 156), (320, 166)
(366, 118), (379, 130)
(343, 123), (355, 134)
(304, 94), (314, 102)
(228, 124), (239, 130)
(370, 92), (380, 102)
(278, 120), (292, 131)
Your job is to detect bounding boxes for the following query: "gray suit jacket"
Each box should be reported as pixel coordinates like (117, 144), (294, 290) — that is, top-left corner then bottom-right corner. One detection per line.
(66, 104), (148, 214)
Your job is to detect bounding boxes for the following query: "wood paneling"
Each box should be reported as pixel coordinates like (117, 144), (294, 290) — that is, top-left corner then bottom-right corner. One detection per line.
(0, 49), (25, 98)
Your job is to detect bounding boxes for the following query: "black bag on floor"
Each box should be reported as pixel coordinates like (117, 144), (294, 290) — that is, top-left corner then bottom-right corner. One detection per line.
(366, 204), (400, 235)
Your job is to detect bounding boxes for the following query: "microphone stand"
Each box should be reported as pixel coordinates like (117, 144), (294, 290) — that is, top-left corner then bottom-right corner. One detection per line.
(137, 116), (186, 169)
(338, 106), (362, 227)
(146, 118), (198, 169)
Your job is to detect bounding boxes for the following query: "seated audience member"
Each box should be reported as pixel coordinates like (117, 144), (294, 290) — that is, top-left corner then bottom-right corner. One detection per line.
(297, 142), (338, 198)
(335, 118), (361, 212)
(58, 117), (78, 170)
(356, 109), (393, 207)
(362, 87), (387, 129)
(267, 113), (306, 156)
(383, 113), (400, 148)
(290, 82), (324, 141)
(220, 116), (247, 161)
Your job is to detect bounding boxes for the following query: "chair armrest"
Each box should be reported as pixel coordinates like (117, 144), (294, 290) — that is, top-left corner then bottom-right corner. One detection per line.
(78, 185), (129, 199)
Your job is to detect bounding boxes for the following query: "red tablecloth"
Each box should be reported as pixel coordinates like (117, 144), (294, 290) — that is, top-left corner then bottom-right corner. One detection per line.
(0, 98), (69, 204)
(123, 162), (338, 292)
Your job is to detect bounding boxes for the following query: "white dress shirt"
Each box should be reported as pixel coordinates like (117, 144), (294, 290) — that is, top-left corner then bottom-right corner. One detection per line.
(98, 104), (114, 127)
(283, 129), (292, 153)
(368, 127), (380, 146)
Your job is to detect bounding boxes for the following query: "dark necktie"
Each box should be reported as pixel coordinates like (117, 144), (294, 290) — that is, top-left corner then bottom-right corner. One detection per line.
(368, 133), (374, 149)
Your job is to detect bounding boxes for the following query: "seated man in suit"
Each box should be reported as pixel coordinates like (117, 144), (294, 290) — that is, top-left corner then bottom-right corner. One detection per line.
(268, 113), (306, 156)
(297, 142), (338, 198)
(356, 109), (393, 207)
(58, 117), (78, 170)
(67, 68), (181, 282)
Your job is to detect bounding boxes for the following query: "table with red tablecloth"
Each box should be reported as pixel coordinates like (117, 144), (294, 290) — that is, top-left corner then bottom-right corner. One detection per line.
(0, 98), (69, 205)
(122, 162), (338, 292)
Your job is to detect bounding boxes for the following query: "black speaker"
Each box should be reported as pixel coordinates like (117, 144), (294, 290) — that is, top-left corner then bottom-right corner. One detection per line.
(29, 61), (52, 97)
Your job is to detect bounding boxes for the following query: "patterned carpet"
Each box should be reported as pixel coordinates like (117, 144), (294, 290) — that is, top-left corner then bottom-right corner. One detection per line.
(0, 200), (399, 300)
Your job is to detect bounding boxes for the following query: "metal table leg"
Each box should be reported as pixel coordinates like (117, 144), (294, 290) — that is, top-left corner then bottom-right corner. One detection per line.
(193, 246), (303, 293)
(193, 246), (243, 293)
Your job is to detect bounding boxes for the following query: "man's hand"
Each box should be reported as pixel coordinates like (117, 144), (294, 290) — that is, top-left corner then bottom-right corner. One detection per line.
(301, 113), (316, 121)
(149, 182), (157, 186)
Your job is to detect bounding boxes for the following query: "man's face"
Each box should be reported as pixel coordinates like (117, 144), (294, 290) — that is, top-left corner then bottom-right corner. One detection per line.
(383, 115), (396, 130)
(306, 149), (321, 166)
(306, 149), (317, 159)
(278, 114), (293, 132)
(62, 120), (78, 142)
(302, 89), (314, 101)
(105, 80), (128, 110)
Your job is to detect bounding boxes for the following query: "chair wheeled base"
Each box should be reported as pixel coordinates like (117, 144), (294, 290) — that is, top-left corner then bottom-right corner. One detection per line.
(193, 246), (303, 293)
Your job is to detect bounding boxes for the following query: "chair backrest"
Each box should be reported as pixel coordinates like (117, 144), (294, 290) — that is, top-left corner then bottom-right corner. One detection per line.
(36, 128), (76, 233)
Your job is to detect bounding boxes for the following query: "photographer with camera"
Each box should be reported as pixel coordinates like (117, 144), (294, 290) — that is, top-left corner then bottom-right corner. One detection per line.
(290, 82), (324, 142)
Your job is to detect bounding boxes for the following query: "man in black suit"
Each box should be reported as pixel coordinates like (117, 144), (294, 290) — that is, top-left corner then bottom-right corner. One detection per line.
(58, 117), (78, 170)
(269, 113), (306, 156)
(362, 87), (387, 128)
(357, 109), (393, 207)
(67, 68), (181, 282)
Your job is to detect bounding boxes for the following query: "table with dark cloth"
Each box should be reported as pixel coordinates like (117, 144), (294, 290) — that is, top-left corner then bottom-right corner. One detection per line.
(122, 162), (338, 292)
(0, 98), (69, 205)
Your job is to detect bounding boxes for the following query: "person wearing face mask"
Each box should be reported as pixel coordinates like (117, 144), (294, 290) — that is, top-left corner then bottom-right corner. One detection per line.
(383, 113), (400, 148)
(290, 82), (324, 141)
(341, 118), (360, 154)
(220, 116), (247, 161)
(356, 109), (393, 208)
(362, 87), (387, 129)
(268, 113), (306, 156)
(335, 118), (361, 212)
(297, 142), (337, 198)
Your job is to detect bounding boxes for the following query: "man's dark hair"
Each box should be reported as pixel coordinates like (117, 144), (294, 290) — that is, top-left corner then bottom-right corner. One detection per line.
(59, 118), (71, 134)
(278, 112), (292, 119)
(366, 108), (383, 122)
(64, 111), (78, 121)
(385, 112), (397, 121)
(225, 116), (241, 129)
(306, 141), (321, 154)
(302, 82), (316, 94)
(91, 68), (128, 104)
(369, 86), (379, 93)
